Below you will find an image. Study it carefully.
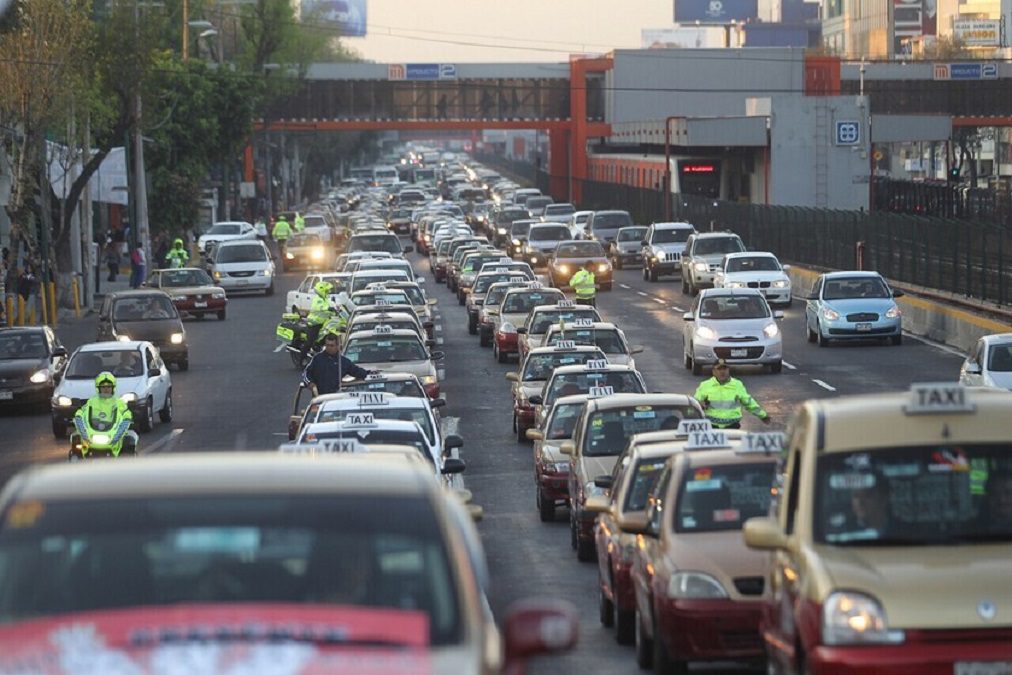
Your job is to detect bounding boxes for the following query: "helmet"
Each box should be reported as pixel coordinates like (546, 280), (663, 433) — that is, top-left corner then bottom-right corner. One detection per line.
(95, 371), (116, 397)
(315, 281), (333, 297)
(173, 238), (184, 248)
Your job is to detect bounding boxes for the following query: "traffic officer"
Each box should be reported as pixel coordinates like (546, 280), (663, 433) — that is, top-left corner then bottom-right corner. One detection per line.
(293, 212), (305, 232)
(73, 371), (137, 456)
(305, 281), (336, 349)
(165, 238), (189, 269)
(570, 260), (597, 306)
(272, 214), (292, 256)
(302, 332), (373, 395)
(694, 359), (770, 429)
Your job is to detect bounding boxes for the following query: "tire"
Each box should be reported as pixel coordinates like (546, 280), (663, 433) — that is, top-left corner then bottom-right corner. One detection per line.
(653, 615), (687, 675)
(178, 357), (189, 371)
(496, 343), (509, 364)
(683, 350), (692, 370)
(158, 389), (173, 423)
(635, 608), (654, 669)
(576, 526), (596, 562)
(690, 350), (702, 375)
(538, 488), (555, 522)
(642, 267), (649, 282)
(479, 330), (491, 347)
(769, 360), (783, 374)
(806, 323), (817, 343)
(291, 305), (299, 314)
(457, 292), (465, 306)
(468, 317), (477, 335)
(570, 514), (578, 550)
(615, 605), (635, 645)
(817, 330), (829, 348)
(891, 333), (903, 346)
(265, 282), (274, 297)
(599, 582), (615, 627)
(648, 266), (658, 283)
(51, 418), (65, 439)
(681, 277), (690, 294)
(217, 309), (226, 321)
(137, 397), (154, 433)
(516, 417), (527, 442)
(614, 257), (623, 270)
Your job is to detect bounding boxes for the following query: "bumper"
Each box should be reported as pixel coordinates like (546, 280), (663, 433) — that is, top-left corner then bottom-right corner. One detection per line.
(495, 331), (519, 354)
(389, 222), (411, 235)
(656, 598), (764, 661)
(614, 251), (642, 264)
(433, 264), (448, 281)
(806, 640), (1012, 675)
(689, 270), (717, 286)
(174, 298), (226, 314)
(0, 382), (52, 405)
(647, 259), (680, 273)
(823, 320), (902, 338)
(152, 343), (188, 362)
(693, 339), (782, 366)
(536, 469), (570, 503)
(217, 276), (272, 291)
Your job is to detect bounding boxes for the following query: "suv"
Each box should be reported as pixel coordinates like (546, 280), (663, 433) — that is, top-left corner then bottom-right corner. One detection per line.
(642, 222), (696, 282)
(679, 232), (746, 295)
(586, 210), (633, 247)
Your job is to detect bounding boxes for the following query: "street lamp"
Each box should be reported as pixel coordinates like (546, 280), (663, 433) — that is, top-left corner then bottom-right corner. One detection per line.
(184, 18), (214, 62)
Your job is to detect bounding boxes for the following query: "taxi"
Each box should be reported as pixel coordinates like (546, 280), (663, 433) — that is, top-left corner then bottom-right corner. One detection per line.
(145, 268), (227, 320)
(285, 272), (350, 316)
(476, 281), (518, 343)
(517, 302), (602, 359)
(744, 383), (1012, 675)
(345, 311), (432, 347)
(457, 251), (511, 306)
(542, 320), (644, 369)
(493, 284), (566, 364)
(560, 393), (706, 562)
(447, 243), (493, 294)
(342, 326), (444, 398)
(506, 344), (606, 442)
(381, 280), (439, 336)
(628, 429), (780, 672)
(465, 266), (535, 338)
(531, 362), (646, 430)
(527, 394), (591, 522)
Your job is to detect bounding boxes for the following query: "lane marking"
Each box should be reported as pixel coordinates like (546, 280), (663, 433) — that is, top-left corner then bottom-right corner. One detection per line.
(272, 432), (290, 436)
(904, 332), (968, 358)
(782, 361), (798, 370)
(636, 291), (649, 297)
(812, 379), (836, 391)
(652, 298), (666, 305)
(437, 337), (444, 345)
(438, 369), (446, 380)
(143, 428), (183, 455)
(619, 283), (631, 289)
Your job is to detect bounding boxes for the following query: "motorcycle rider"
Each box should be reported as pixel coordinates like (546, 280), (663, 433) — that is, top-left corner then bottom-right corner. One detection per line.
(71, 371), (138, 458)
(306, 281), (345, 351)
(165, 238), (190, 269)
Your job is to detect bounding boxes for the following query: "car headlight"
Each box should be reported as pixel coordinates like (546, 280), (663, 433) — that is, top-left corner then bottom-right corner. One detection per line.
(763, 323), (780, 338)
(558, 264), (570, 274)
(311, 248), (324, 260)
(116, 334), (131, 342)
(667, 572), (728, 599)
(213, 271), (222, 280)
(260, 269), (273, 277)
(91, 433), (111, 445)
(120, 392), (137, 403)
(420, 375), (437, 385)
(693, 261), (708, 271)
(497, 227), (507, 235)
(53, 395), (73, 407)
(212, 292), (226, 299)
(512, 239), (521, 246)
(823, 592), (904, 645)
(695, 325), (717, 340)
(597, 263), (610, 273)
(29, 369), (50, 384)
(772, 279), (789, 288)
(823, 307), (840, 321)
(500, 322), (517, 334)
(285, 252), (295, 259)
(170, 295), (186, 302)
(584, 480), (607, 498)
(170, 333), (185, 345)
(726, 281), (746, 289)
(885, 306), (901, 319)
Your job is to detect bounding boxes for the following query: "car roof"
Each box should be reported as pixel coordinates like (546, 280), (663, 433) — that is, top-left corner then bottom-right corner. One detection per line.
(108, 289), (173, 299)
(0, 326), (48, 335)
(528, 344), (606, 355)
(698, 287), (766, 298)
(552, 363), (638, 375)
(651, 221), (694, 229)
(318, 394), (427, 410)
(304, 419), (422, 434)
(77, 340), (147, 352)
(346, 328), (423, 340)
(215, 239), (265, 248)
(548, 321), (619, 330)
(6, 453), (433, 501)
(981, 333), (1012, 344)
(821, 270), (883, 279)
(693, 231), (741, 238)
(585, 393), (700, 414)
(724, 251), (777, 259)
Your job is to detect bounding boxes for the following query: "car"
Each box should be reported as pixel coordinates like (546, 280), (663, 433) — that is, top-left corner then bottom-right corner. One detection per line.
(610, 225), (648, 270)
(506, 344), (606, 442)
(285, 272), (351, 316)
(145, 267), (227, 320)
(465, 266), (535, 337)
(0, 326), (68, 409)
(542, 320), (643, 368)
(457, 251), (511, 305)
(96, 290), (188, 370)
(343, 326), (443, 398)
(286, 374), (434, 437)
(448, 244), (492, 293)
(197, 220), (257, 254)
(356, 256), (420, 283)
(627, 430), (779, 672)
(559, 393), (706, 561)
(336, 250), (392, 272)
(493, 285), (566, 364)
(531, 362), (647, 430)
(545, 240), (612, 291)
(206, 239), (276, 296)
(512, 187), (542, 207)
(683, 288), (784, 375)
(476, 280), (519, 345)
(526, 394), (590, 522)
(387, 206), (415, 235)
(744, 383), (1012, 675)
(713, 251), (793, 307)
(586, 210), (633, 247)
(492, 206), (530, 246)
(525, 195), (555, 219)
(282, 231), (334, 271)
(959, 333), (1012, 390)
(346, 232), (413, 256)
(350, 268), (412, 294)
(518, 302), (603, 357)
(51, 340), (172, 436)
(542, 203), (577, 224)
(680, 232), (747, 295)
(0, 453), (579, 672)
(522, 224), (573, 268)
(570, 210), (594, 239)
(346, 311), (431, 344)
(641, 222), (696, 281)
(805, 270), (905, 347)
(506, 219), (538, 258)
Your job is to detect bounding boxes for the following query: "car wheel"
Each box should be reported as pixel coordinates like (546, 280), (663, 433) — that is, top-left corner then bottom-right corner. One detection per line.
(159, 389), (173, 423)
(690, 349), (702, 376)
(817, 330), (829, 348)
(217, 308), (226, 320)
(265, 283), (274, 297)
(635, 608), (654, 669)
(538, 488), (555, 522)
(615, 604), (635, 645)
(806, 323), (817, 343)
(642, 267), (649, 281)
(599, 581), (615, 627)
(496, 343), (509, 364)
(681, 277), (690, 294)
(137, 397), (154, 433)
(683, 350), (692, 370)
(769, 360), (783, 374)
(479, 330), (491, 347)
(891, 333), (902, 346)
(457, 291), (465, 306)
(291, 305), (299, 314)
(467, 317), (477, 335)
(570, 512), (578, 550)
(653, 615), (688, 675)
(516, 418), (527, 442)
(648, 266), (658, 283)
(51, 418), (65, 439)
(614, 256), (622, 270)
(576, 529), (596, 562)
(178, 357), (190, 371)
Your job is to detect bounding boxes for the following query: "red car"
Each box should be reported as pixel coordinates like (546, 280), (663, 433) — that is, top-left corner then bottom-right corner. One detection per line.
(527, 393), (589, 522)
(146, 268), (228, 320)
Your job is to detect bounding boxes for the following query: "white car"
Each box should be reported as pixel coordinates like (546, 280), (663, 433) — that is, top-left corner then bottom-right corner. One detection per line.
(207, 240), (275, 295)
(350, 269), (412, 294)
(50, 340), (172, 437)
(197, 221), (258, 254)
(713, 251), (793, 307)
(959, 333), (1012, 390)
(286, 272), (350, 315)
(682, 288), (784, 374)
(343, 327), (443, 399)
(569, 210), (594, 239)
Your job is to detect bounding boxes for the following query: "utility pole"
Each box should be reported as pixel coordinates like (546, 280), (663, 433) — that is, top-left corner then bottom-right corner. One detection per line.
(81, 112), (94, 310)
(133, 0), (151, 270)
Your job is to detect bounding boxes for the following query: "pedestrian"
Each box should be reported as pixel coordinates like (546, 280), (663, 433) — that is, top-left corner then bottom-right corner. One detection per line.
(129, 244), (146, 289)
(569, 260), (597, 307)
(693, 359), (770, 429)
(301, 332), (373, 396)
(154, 235), (169, 269)
(104, 241), (120, 281)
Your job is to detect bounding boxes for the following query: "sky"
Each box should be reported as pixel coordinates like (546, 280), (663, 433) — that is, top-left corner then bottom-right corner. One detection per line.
(342, 0), (676, 63)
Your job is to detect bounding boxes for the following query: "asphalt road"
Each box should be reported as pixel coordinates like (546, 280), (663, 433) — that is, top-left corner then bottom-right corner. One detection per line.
(0, 249), (966, 674)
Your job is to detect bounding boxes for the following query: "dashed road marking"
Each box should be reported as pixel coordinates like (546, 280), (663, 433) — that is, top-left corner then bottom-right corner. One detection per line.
(143, 428), (184, 455)
(783, 361), (798, 370)
(438, 369), (446, 380)
(812, 379), (836, 392)
(619, 283), (631, 289)
(636, 291), (649, 297)
(652, 298), (666, 305)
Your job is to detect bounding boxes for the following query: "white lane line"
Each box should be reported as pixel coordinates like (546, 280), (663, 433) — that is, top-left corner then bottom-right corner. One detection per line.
(812, 379), (836, 391)
(437, 337), (444, 345)
(670, 306), (684, 312)
(652, 298), (666, 305)
(619, 283), (631, 289)
(782, 361), (798, 370)
(905, 332), (967, 358)
(435, 324), (443, 333)
(143, 428), (184, 455)
(438, 369), (446, 380)
(271, 432), (290, 436)
(636, 291), (649, 297)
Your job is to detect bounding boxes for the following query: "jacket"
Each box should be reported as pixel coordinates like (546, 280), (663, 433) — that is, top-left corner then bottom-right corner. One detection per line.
(307, 294), (332, 326)
(272, 219), (292, 240)
(302, 351), (371, 395)
(74, 396), (133, 439)
(570, 268), (596, 298)
(166, 247), (189, 268)
(694, 376), (767, 427)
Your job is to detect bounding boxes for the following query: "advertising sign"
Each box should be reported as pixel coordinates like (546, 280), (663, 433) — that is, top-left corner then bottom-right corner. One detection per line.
(387, 64), (458, 81)
(892, 0), (936, 55)
(953, 19), (1000, 47)
(673, 0), (758, 23)
(300, 0), (367, 37)
(932, 62), (998, 80)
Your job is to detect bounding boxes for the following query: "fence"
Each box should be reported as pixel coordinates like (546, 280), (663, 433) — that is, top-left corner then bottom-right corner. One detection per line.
(872, 178), (1012, 226)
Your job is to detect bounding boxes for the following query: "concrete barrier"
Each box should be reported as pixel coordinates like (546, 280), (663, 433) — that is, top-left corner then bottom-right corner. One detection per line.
(785, 264), (1012, 354)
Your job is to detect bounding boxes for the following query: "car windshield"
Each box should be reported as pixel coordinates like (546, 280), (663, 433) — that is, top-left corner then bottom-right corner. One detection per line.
(289, 233), (321, 246)
(0, 333), (46, 360)
(545, 204), (575, 216)
(593, 212), (632, 230)
(625, 458), (669, 512)
(726, 256), (781, 273)
(510, 222), (532, 236)
(348, 235), (402, 255)
(498, 209), (527, 223)
(698, 295), (770, 320)
(344, 337), (427, 363)
(352, 291), (410, 306)
(207, 224), (240, 235)
(529, 309), (600, 334)
(216, 245), (266, 263)
(352, 273), (409, 293)
(352, 320), (418, 334)
(502, 291), (563, 314)
(340, 379), (425, 398)
(545, 372), (645, 409)
(66, 349), (143, 379)
(815, 444), (1012, 545)
(546, 402), (584, 440)
(652, 228), (692, 244)
(391, 286), (425, 305)
(988, 344), (1012, 372)
(555, 242), (605, 258)
(484, 287), (510, 307)
(159, 269), (212, 287)
(529, 227), (570, 242)
(317, 408), (434, 445)
(694, 237), (745, 256)
(675, 462), (776, 532)
(583, 405), (699, 457)
(618, 228), (648, 242)
(0, 495), (461, 645)
(526, 197), (553, 210)
(822, 277), (891, 300)
(113, 296), (177, 321)
(547, 329), (626, 354)
(474, 273), (525, 293)
(522, 351), (603, 381)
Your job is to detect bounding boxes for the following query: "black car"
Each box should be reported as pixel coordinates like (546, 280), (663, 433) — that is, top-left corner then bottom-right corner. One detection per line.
(97, 290), (189, 370)
(0, 326), (68, 409)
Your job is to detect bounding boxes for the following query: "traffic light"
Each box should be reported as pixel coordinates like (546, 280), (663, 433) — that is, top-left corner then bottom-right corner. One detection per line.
(948, 166), (961, 182)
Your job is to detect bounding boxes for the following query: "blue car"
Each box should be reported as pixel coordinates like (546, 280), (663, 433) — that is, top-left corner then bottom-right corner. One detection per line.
(805, 271), (904, 346)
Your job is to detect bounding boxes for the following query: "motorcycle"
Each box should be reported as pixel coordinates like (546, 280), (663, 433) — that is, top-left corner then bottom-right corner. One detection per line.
(275, 312), (347, 369)
(69, 406), (138, 461)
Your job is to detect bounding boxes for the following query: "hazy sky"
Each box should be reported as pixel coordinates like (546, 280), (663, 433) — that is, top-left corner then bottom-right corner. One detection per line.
(344, 0), (675, 63)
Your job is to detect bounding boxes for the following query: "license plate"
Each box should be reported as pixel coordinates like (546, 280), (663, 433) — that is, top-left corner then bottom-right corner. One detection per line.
(237, 279), (248, 286)
(194, 301), (207, 308)
(0, 391), (12, 401)
(730, 348), (747, 357)
(955, 663), (1012, 675)
(856, 322), (872, 332)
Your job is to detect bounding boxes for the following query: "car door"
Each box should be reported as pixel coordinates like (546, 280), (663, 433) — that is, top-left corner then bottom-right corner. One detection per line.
(641, 225), (654, 263)
(683, 296), (700, 355)
(146, 345), (170, 409)
(805, 276), (824, 332)
(680, 235), (696, 277)
(713, 256), (729, 288)
(45, 327), (68, 380)
(97, 297), (114, 340)
(764, 438), (805, 668)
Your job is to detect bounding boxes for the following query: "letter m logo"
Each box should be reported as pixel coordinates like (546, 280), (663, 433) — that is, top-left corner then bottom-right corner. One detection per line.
(388, 64), (406, 80)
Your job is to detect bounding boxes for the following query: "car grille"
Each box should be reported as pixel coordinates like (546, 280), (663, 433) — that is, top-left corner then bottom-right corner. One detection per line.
(708, 263), (721, 272)
(228, 271), (255, 278)
(733, 576), (765, 596)
(0, 375), (28, 385)
(718, 336), (759, 343)
(663, 252), (681, 262)
(829, 327), (894, 335)
(846, 312), (879, 322)
(714, 346), (765, 359)
(746, 281), (772, 288)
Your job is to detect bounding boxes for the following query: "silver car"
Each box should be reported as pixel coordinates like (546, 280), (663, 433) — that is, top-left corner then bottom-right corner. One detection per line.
(611, 226), (648, 270)
(682, 288), (784, 374)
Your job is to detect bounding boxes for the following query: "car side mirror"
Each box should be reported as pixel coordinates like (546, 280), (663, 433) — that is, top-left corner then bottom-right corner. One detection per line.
(148, 367), (161, 377)
(52, 346), (67, 357)
(630, 346), (644, 355)
(743, 517), (789, 551)
(427, 298), (438, 306)
(516, 327), (527, 334)
(429, 350), (445, 361)
(441, 457), (466, 474)
(416, 276), (426, 284)
(584, 495), (611, 515)
(892, 289), (905, 298)
(505, 372), (520, 383)
(559, 440), (575, 456)
(503, 600), (579, 666)
(593, 474), (614, 490)
(528, 394), (543, 405)
(781, 264), (791, 271)
(682, 312), (694, 322)
(403, 245), (415, 254)
(773, 311), (784, 320)
(615, 510), (650, 535)
(964, 362), (982, 375)
(525, 428), (544, 441)
(429, 397), (446, 408)
(444, 434), (464, 450)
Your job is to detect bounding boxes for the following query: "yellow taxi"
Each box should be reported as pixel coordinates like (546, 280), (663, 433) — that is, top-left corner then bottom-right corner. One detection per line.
(744, 383), (1012, 675)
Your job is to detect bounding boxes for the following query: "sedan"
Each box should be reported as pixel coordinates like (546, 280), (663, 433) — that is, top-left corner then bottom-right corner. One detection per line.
(682, 288), (784, 374)
(713, 251), (792, 307)
(342, 327), (444, 398)
(97, 290), (188, 370)
(146, 268), (227, 320)
(805, 271), (904, 347)
(197, 220), (257, 254)
(0, 327), (67, 409)
(546, 240), (612, 291)
(959, 333), (1012, 390)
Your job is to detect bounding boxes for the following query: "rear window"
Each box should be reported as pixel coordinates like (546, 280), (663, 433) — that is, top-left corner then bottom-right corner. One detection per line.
(583, 405), (699, 457)
(625, 458), (669, 511)
(502, 290), (564, 314)
(529, 226), (570, 242)
(675, 462), (776, 532)
(216, 245), (266, 263)
(545, 372), (645, 409)
(693, 236), (745, 256)
(592, 212), (633, 230)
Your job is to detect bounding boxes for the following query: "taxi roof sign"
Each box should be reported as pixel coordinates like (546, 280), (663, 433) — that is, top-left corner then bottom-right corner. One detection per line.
(677, 419), (713, 436)
(557, 300), (575, 308)
(511, 276), (527, 283)
(374, 299), (391, 306)
(586, 359), (609, 371)
(589, 385), (615, 398)
(344, 412), (376, 426)
(685, 430), (731, 450)
(365, 372), (387, 380)
(357, 393), (389, 406)
(906, 383), (975, 415)
(279, 439), (368, 454)
(554, 340), (577, 350)
(373, 324), (393, 334)
(572, 318), (594, 328)
(740, 432), (785, 455)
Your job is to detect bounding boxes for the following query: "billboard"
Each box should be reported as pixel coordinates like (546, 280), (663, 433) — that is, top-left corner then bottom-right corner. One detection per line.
(953, 19), (1000, 47)
(892, 0), (935, 55)
(300, 0), (366, 37)
(673, 0), (758, 23)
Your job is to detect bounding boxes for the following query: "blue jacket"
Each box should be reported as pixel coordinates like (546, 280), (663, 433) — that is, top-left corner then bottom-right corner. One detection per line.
(302, 351), (371, 395)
